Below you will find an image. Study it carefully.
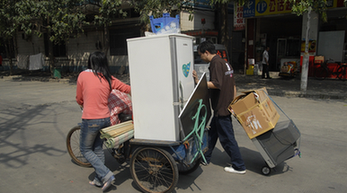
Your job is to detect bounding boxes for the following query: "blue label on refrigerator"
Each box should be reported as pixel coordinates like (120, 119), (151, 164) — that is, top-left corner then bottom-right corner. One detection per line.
(182, 62), (191, 77)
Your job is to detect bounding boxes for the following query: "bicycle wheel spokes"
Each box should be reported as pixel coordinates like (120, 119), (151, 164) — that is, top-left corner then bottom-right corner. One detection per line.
(70, 129), (88, 163)
(130, 147), (179, 193)
(337, 66), (347, 80)
(66, 126), (91, 167)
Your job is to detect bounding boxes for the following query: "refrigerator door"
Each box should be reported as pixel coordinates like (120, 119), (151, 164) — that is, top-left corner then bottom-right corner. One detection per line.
(170, 36), (195, 108)
(127, 34), (195, 141)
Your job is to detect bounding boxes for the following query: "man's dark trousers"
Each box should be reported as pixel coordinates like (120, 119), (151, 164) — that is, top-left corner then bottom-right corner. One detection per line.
(204, 116), (245, 171)
(262, 64), (270, 78)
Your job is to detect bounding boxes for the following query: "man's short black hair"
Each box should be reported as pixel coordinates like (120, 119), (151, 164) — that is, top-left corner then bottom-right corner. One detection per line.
(197, 40), (216, 54)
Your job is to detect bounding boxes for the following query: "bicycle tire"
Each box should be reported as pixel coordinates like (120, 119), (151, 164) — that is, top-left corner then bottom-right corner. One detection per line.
(337, 66), (347, 80)
(177, 157), (201, 175)
(314, 66), (327, 80)
(66, 126), (92, 167)
(130, 147), (179, 193)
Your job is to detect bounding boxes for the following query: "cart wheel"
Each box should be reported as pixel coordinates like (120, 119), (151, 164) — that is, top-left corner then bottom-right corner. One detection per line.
(130, 147), (179, 193)
(66, 126), (91, 167)
(261, 166), (271, 176)
(177, 157), (201, 175)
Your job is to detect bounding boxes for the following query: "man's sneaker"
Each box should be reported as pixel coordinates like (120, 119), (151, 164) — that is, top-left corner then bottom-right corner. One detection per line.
(224, 166), (246, 174)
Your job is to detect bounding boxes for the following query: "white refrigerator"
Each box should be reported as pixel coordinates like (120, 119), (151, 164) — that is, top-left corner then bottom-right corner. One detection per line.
(127, 34), (195, 141)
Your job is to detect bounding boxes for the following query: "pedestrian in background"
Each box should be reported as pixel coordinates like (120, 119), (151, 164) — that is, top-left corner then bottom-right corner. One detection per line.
(76, 51), (131, 191)
(262, 46), (272, 79)
(192, 41), (246, 174)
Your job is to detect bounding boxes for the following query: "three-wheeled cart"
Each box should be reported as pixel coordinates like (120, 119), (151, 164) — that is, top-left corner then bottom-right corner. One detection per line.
(66, 73), (211, 193)
(68, 18), (212, 191)
(66, 121), (208, 193)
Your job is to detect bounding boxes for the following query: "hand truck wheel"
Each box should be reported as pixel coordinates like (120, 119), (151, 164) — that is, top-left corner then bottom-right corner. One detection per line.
(261, 166), (271, 176)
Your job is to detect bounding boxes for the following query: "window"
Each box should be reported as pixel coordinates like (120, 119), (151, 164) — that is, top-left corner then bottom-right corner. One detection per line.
(109, 27), (140, 56)
(44, 33), (66, 57)
(0, 38), (15, 58)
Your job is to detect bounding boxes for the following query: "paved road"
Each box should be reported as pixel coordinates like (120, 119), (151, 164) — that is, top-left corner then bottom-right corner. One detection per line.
(0, 79), (346, 193)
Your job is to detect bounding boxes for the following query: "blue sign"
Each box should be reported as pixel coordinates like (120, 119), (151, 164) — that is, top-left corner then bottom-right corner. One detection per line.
(256, 0), (268, 14)
(243, 0), (255, 18)
(188, 0), (213, 9)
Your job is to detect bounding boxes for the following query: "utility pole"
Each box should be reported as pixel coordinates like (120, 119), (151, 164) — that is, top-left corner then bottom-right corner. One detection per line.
(301, 7), (312, 92)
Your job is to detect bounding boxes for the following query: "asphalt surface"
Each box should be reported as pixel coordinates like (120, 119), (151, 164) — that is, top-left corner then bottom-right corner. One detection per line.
(2, 70), (346, 100)
(1, 70), (347, 193)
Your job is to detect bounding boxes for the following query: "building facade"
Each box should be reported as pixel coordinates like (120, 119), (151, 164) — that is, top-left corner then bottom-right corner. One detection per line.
(242, 0), (347, 76)
(0, 1), (241, 74)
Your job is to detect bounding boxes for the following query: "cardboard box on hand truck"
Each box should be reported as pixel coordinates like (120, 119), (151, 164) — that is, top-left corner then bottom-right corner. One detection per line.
(228, 88), (280, 139)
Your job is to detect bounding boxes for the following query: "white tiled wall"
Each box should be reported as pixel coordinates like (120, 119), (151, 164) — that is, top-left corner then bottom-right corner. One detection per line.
(180, 10), (215, 31)
(12, 31), (128, 72)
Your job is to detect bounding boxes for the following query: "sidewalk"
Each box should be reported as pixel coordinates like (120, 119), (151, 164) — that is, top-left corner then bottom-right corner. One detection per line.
(234, 71), (347, 100)
(1, 70), (346, 100)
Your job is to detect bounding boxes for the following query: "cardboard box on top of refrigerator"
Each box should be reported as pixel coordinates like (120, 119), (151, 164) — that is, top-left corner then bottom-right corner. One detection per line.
(228, 87), (280, 139)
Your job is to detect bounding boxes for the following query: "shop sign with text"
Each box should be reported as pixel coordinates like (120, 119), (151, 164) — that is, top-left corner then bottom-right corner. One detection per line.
(234, 3), (245, 31)
(243, 0), (291, 17)
(255, 0), (292, 16)
(243, 0), (345, 18)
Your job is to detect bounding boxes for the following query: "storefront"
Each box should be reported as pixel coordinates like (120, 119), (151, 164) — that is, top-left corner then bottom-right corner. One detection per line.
(300, 5), (347, 78)
(243, 0), (347, 76)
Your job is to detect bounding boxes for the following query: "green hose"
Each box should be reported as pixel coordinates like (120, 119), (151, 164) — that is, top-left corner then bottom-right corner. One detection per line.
(183, 99), (208, 164)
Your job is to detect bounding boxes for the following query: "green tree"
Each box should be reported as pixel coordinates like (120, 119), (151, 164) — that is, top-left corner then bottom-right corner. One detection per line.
(13, 0), (89, 74)
(87, 0), (125, 54)
(131, 0), (184, 22)
(286, 0), (347, 91)
(0, 0), (21, 75)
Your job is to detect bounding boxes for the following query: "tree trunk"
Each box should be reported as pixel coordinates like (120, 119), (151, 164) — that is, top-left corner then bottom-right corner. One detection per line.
(301, 8), (311, 92)
(220, 3), (229, 49)
(48, 40), (55, 76)
(47, 28), (55, 76)
(5, 39), (13, 76)
(103, 25), (109, 56)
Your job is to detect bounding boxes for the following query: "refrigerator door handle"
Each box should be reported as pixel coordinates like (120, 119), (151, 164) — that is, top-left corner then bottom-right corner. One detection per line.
(179, 81), (184, 109)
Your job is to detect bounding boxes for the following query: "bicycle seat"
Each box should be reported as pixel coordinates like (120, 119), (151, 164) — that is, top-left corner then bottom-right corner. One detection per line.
(119, 113), (132, 122)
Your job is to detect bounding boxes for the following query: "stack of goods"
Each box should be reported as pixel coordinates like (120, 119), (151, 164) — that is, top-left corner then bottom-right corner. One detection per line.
(100, 120), (134, 148)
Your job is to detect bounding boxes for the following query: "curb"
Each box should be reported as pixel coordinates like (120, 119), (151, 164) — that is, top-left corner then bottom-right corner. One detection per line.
(3, 75), (346, 100)
(267, 90), (346, 100)
(233, 89), (346, 100)
(268, 90), (347, 100)
(3, 76), (75, 84)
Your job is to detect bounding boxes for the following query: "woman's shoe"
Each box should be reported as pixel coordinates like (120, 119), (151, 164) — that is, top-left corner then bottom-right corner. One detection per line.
(102, 175), (115, 192)
(89, 179), (102, 187)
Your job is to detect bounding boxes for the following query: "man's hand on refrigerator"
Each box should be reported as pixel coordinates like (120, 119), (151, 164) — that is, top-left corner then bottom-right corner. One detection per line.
(192, 70), (199, 84)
